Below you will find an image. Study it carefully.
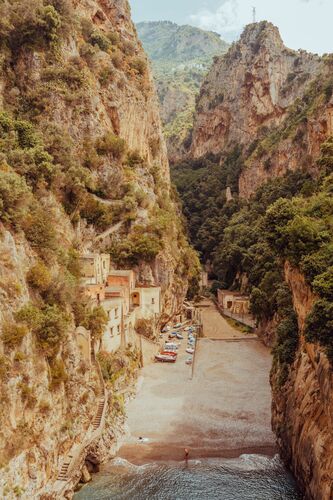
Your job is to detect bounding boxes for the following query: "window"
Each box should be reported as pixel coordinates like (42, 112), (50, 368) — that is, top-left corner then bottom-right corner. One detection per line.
(117, 325), (120, 335)
(110, 327), (114, 337)
(115, 308), (119, 318)
(152, 298), (155, 304)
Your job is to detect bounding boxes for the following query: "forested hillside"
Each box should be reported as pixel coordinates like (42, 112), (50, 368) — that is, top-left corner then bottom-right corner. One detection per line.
(137, 21), (229, 162)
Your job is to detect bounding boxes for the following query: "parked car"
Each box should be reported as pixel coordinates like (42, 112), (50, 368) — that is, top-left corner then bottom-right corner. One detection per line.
(185, 357), (193, 365)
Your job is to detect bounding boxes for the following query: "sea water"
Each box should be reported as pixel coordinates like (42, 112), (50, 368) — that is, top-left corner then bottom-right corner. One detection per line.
(74, 454), (302, 500)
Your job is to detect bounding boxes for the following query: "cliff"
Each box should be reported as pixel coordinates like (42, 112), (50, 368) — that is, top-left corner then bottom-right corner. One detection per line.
(272, 263), (333, 500)
(191, 22), (321, 160)
(0, 1), (197, 497)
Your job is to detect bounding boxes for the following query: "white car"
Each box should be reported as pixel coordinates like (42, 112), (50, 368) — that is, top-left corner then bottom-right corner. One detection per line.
(185, 357), (193, 365)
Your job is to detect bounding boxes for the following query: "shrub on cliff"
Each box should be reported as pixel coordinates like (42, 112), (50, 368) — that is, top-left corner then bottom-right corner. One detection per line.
(312, 267), (333, 300)
(109, 230), (163, 266)
(27, 261), (52, 292)
(135, 318), (155, 340)
(89, 30), (111, 52)
(85, 306), (108, 341)
(130, 57), (147, 76)
(9, 2), (62, 50)
(16, 303), (70, 356)
(305, 300), (333, 363)
(80, 196), (113, 232)
(1, 322), (28, 349)
(96, 132), (127, 159)
(0, 170), (31, 226)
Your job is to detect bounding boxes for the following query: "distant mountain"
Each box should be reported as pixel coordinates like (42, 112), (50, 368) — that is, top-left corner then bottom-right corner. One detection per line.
(137, 21), (228, 63)
(136, 21), (229, 162)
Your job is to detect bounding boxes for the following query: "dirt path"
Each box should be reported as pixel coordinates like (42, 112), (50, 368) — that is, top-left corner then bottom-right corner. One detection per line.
(117, 301), (276, 464)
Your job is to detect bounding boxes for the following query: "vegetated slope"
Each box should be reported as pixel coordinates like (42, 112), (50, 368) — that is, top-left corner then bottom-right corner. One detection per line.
(173, 21), (333, 500)
(137, 21), (229, 162)
(0, 1), (198, 497)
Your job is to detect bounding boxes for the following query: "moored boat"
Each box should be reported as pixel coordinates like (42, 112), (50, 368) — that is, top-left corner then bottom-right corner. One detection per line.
(155, 354), (176, 363)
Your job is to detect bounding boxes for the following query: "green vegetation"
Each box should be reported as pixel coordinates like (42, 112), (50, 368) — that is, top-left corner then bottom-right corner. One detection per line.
(171, 147), (243, 261)
(1, 322), (28, 349)
(109, 228), (163, 267)
(16, 303), (70, 356)
(135, 318), (155, 340)
(49, 358), (68, 390)
(176, 133), (333, 368)
(97, 347), (140, 390)
(96, 132), (127, 159)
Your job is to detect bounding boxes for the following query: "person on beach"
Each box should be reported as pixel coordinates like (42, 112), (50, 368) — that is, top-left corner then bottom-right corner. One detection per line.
(184, 448), (189, 461)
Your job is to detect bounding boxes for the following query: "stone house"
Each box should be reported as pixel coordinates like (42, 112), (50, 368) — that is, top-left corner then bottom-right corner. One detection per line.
(80, 253), (110, 286)
(101, 290), (124, 353)
(217, 290), (250, 314)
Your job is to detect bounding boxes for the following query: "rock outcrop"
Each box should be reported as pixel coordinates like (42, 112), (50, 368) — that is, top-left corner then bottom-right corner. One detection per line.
(191, 22), (321, 161)
(272, 263), (333, 500)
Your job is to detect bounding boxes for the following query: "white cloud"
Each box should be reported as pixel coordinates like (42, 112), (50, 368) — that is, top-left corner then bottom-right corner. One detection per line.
(188, 0), (333, 54)
(189, 0), (242, 40)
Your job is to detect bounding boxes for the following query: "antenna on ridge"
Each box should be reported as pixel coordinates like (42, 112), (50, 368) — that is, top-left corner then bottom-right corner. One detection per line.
(252, 6), (256, 23)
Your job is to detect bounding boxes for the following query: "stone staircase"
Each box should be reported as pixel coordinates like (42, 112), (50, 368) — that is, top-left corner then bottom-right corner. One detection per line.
(55, 347), (108, 489)
(92, 396), (106, 431)
(57, 454), (73, 482)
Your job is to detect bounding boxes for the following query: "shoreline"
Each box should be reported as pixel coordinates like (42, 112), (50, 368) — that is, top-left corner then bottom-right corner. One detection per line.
(116, 443), (278, 465)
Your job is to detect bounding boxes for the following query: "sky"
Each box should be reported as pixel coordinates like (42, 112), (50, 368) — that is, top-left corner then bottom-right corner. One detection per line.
(129, 0), (332, 55)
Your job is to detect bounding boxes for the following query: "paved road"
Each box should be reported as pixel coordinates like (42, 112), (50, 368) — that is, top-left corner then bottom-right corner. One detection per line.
(198, 299), (256, 339)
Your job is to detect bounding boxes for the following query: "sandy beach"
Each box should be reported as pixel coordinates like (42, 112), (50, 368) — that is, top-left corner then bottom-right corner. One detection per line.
(117, 301), (276, 464)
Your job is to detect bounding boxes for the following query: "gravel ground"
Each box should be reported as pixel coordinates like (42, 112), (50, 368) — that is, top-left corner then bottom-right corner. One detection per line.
(118, 301), (276, 463)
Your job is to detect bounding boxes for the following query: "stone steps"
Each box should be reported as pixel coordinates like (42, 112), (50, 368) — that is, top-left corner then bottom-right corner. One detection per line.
(92, 398), (105, 430)
(57, 454), (73, 481)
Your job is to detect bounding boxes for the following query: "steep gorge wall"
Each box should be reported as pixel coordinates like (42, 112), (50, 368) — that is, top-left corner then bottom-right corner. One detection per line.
(0, 0), (197, 497)
(272, 263), (333, 500)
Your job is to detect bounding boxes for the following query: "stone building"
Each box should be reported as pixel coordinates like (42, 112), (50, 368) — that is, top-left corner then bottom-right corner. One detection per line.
(217, 290), (250, 314)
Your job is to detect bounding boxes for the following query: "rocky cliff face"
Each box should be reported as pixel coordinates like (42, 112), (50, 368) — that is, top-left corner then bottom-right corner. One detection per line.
(191, 22), (321, 160)
(0, 0), (197, 497)
(272, 263), (333, 500)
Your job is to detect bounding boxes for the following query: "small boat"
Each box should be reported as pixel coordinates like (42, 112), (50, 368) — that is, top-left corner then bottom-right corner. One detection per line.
(173, 323), (182, 328)
(155, 354), (176, 363)
(176, 333), (183, 340)
(184, 326), (191, 331)
(160, 351), (177, 357)
(186, 348), (194, 354)
(162, 326), (170, 333)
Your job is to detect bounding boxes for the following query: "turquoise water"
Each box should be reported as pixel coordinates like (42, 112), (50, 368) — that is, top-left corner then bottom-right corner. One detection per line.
(75, 454), (302, 500)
